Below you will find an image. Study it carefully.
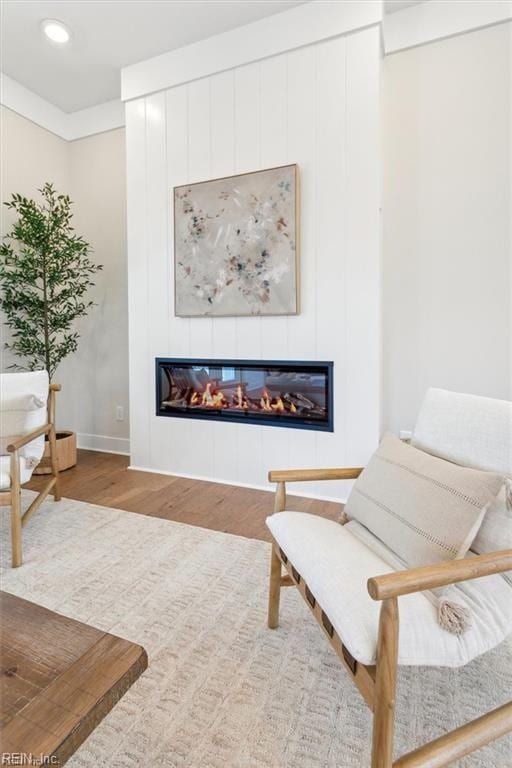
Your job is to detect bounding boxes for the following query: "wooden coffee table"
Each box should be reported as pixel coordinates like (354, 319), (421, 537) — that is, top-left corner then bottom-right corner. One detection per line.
(0, 591), (148, 766)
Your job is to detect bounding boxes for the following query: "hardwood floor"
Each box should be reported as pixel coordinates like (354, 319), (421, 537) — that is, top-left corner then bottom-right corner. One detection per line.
(27, 450), (341, 542)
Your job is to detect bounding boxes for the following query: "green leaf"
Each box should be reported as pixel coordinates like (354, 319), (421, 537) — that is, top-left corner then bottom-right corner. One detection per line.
(0, 183), (102, 378)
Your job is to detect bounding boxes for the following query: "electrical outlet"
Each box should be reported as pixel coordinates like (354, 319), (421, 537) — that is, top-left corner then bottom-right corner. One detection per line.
(116, 406), (124, 421)
(399, 429), (412, 442)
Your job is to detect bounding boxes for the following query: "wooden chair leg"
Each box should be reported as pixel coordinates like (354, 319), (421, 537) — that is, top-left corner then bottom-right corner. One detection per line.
(268, 545), (282, 629)
(10, 450), (22, 567)
(11, 493), (22, 567)
(268, 481), (287, 628)
(372, 597), (399, 768)
(274, 481), (286, 514)
(48, 424), (61, 501)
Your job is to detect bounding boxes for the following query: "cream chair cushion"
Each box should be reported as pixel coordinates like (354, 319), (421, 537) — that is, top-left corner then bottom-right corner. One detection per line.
(267, 510), (512, 668)
(412, 388), (512, 580)
(0, 456), (33, 490)
(0, 371), (49, 487)
(412, 388), (512, 475)
(475, 484), (512, 571)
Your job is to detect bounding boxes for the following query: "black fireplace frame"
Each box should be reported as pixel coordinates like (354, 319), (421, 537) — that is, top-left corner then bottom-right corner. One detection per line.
(155, 357), (334, 432)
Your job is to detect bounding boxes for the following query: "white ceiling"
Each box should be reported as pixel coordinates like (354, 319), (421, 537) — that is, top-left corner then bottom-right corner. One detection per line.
(1, 0), (426, 113)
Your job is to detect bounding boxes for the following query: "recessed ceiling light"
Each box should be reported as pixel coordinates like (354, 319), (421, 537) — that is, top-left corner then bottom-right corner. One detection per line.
(41, 19), (71, 44)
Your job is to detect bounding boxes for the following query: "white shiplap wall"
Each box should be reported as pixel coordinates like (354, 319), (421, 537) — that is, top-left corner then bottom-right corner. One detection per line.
(126, 26), (381, 501)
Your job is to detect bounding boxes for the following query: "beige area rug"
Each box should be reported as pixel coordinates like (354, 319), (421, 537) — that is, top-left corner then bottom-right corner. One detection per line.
(1, 493), (511, 768)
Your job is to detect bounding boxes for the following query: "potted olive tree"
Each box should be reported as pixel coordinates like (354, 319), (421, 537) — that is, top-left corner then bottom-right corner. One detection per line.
(0, 183), (102, 471)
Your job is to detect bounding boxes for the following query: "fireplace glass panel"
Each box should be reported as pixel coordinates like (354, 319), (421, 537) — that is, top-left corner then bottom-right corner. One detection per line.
(156, 359), (333, 431)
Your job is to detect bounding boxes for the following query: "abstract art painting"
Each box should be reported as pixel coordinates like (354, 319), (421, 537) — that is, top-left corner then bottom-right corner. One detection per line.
(174, 164), (298, 317)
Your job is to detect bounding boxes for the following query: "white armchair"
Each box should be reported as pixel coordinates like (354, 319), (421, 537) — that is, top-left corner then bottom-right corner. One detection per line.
(266, 388), (512, 768)
(0, 371), (61, 567)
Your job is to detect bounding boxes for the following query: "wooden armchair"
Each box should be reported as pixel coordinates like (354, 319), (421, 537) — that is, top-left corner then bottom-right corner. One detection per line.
(266, 389), (512, 767)
(0, 371), (61, 567)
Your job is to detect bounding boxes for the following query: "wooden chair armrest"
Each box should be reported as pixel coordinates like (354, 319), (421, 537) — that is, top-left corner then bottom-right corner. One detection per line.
(268, 467), (363, 483)
(6, 424), (51, 453)
(367, 549), (512, 601)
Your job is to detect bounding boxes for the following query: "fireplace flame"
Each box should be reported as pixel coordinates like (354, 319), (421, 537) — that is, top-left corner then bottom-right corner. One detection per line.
(260, 390), (272, 411)
(199, 382), (229, 408)
(202, 382), (214, 406)
(164, 377), (322, 419)
(212, 390), (227, 407)
(271, 396), (285, 412)
(233, 384), (250, 409)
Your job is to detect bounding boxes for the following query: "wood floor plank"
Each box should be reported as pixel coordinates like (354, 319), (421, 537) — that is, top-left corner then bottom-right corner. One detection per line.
(27, 450), (342, 541)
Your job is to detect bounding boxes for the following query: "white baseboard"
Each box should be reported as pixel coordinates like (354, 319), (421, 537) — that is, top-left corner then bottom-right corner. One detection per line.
(128, 464), (349, 504)
(77, 432), (130, 456)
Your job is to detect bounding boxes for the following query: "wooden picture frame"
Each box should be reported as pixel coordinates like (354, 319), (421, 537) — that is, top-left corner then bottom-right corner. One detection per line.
(173, 164), (300, 318)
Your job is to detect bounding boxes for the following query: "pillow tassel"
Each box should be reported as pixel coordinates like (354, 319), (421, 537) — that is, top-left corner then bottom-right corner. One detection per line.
(438, 599), (472, 635)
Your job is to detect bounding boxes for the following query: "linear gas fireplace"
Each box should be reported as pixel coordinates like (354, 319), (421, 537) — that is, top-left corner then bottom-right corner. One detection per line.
(156, 358), (333, 431)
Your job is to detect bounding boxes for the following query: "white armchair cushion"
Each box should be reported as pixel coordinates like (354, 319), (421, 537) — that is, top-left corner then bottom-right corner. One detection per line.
(412, 388), (512, 580)
(0, 371), (49, 467)
(473, 483), (512, 553)
(412, 388), (512, 476)
(0, 455), (33, 489)
(267, 511), (512, 667)
(0, 394), (45, 413)
(472, 483), (512, 586)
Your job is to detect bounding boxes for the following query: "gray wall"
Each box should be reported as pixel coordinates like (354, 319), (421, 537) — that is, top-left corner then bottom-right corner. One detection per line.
(0, 106), (129, 452)
(383, 23), (511, 434)
(59, 128), (129, 452)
